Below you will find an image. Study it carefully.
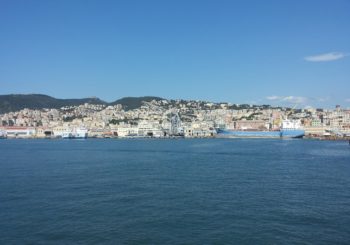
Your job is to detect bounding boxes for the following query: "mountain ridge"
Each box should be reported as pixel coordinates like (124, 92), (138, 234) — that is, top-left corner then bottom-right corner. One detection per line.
(110, 96), (164, 110)
(0, 94), (165, 114)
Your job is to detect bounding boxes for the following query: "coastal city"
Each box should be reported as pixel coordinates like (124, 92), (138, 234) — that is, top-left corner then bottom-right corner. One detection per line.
(1, 98), (349, 140)
(2, 1), (350, 244)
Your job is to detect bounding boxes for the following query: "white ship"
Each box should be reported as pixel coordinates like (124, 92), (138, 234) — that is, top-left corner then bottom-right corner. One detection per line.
(0, 129), (7, 139)
(280, 119), (305, 138)
(62, 128), (88, 139)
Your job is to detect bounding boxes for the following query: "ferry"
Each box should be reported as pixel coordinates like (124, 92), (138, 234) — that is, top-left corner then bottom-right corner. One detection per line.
(62, 128), (88, 139)
(217, 119), (305, 138)
(280, 119), (305, 138)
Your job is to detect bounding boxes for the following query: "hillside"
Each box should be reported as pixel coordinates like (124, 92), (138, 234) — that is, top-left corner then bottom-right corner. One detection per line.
(0, 94), (165, 114)
(0, 94), (107, 114)
(110, 96), (164, 110)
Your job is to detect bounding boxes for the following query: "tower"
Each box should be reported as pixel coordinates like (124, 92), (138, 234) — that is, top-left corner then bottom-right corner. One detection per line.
(170, 113), (182, 136)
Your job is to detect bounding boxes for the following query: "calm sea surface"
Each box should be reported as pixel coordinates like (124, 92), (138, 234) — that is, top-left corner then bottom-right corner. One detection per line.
(1, 139), (350, 244)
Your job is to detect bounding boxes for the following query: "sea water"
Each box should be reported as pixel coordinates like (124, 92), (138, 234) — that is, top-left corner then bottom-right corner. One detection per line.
(0, 139), (350, 244)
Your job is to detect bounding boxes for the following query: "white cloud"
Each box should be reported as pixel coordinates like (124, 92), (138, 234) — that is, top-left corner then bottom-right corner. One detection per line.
(266, 96), (281, 100)
(316, 97), (330, 102)
(266, 95), (334, 107)
(304, 52), (348, 62)
(345, 98), (350, 103)
(266, 95), (307, 104)
(282, 96), (308, 104)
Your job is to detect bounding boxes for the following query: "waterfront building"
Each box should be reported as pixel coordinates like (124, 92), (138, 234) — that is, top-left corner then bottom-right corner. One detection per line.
(137, 120), (164, 137)
(53, 126), (71, 137)
(35, 127), (54, 138)
(116, 126), (138, 137)
(3, 126), (36, 138)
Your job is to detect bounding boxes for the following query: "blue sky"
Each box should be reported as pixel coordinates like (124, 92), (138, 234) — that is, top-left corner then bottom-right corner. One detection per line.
(0, 0), (349, 108)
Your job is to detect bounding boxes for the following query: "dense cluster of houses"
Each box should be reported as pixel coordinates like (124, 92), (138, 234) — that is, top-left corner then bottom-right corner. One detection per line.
(1, 100), (349, 139)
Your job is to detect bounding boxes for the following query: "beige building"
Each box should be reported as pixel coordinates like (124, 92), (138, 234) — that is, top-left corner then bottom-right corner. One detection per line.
(2, 126), (36, 138)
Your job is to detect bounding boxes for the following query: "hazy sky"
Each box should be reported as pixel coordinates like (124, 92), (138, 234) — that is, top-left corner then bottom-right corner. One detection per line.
(1, 0), (349, 108)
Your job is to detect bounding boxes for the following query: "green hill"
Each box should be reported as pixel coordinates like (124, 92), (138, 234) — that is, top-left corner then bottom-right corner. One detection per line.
(110, 96), (164, 110)
(0, 94), (107, 114)
(0, 94), (165, 114)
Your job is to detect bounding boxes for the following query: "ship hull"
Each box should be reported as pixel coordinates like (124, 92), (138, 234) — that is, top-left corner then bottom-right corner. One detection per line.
(62, 135), (87, 139)
(217, 129), (305, 138)
(280, 129), (305, 138)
